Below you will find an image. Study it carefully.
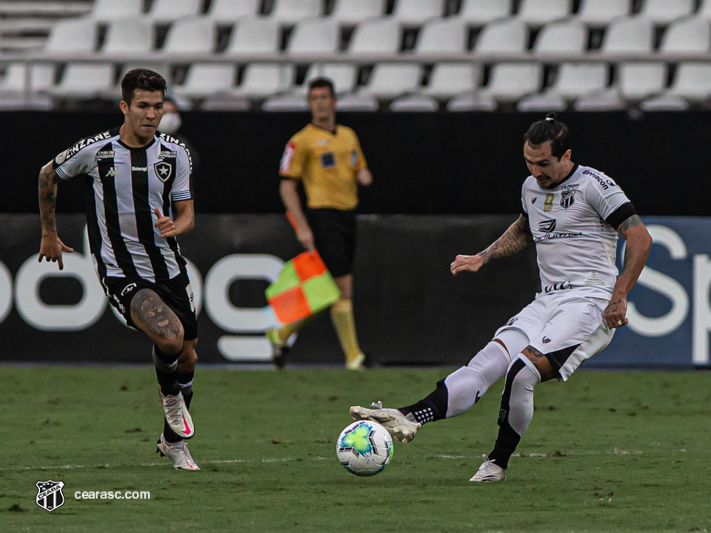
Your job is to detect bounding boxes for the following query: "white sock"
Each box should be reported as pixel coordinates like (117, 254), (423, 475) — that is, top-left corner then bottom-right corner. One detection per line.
(506, 357), (541, 436)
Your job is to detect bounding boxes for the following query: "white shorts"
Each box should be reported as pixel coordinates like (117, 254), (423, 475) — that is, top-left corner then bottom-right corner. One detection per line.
(494, 291), (614, 381)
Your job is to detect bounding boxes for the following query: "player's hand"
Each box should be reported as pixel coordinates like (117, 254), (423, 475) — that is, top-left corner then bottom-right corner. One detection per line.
(604, 295), (628, 329)
(154, 207), (177, 238)
(38, 235), (74, 271)
(356, 168), (373, 186)
(296, 227), (315, 252)
(451, 254), (485, 276)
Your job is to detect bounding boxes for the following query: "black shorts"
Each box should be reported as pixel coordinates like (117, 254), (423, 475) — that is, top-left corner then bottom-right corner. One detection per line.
(307, 208), (356, 278)
(101, 272), (198, 341)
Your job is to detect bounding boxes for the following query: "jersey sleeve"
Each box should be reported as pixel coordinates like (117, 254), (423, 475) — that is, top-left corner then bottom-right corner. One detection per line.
(171, 146), (193, 202)
(52, 144), (94, 181)
(584, 172), (631, 221)
(279, 134), (307, 179)
(520, 179), (530, 217)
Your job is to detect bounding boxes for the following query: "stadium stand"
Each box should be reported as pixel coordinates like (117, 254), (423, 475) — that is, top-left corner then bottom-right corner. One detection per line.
(205, 0), (262, 23)
(328, 0), (386, 26)
(573, 0), (631, 29)
(223, 18), (280, 57)
(89, 0), (143, 22)
(453, 0), (512, 27)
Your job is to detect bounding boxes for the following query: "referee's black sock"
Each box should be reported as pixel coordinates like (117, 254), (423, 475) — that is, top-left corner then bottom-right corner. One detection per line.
(399, 379), (449, 426)
(153, 345), (180, 396)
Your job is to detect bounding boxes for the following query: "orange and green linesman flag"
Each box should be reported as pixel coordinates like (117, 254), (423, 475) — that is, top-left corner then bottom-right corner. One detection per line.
(265, 251), (341, 325)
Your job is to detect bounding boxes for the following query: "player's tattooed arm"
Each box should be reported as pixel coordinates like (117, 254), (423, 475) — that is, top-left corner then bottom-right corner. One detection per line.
(451, 215), (531, 275)
(38, 162), (74, 270)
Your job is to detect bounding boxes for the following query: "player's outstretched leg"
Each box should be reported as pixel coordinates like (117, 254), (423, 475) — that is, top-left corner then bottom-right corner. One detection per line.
(471, 356), (541, 482)
(156, 434), (200, 470)
(154, 345), (194, 439)
(350, 341), (510, 442)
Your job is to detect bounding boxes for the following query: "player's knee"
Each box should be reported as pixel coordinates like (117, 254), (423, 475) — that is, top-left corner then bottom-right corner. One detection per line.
(157, 325), (184, 355)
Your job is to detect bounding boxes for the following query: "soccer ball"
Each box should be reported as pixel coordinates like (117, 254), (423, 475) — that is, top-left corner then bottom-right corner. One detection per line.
(336, 420), (393, 476)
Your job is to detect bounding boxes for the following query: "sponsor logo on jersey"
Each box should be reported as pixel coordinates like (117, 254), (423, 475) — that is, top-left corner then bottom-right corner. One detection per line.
(159, 133), (193, 174)
(95, 150), (115, 161)
(531, 197), (537, 204)
(583, 169), (616, 190)
(544, 281), (573, 293)
(131, 166), (148, 172)
(560, 189), (577, 209)
(64, 131), (113, 161)
(160, 150), (177, 159)
(106, 167), (120, 177)
(36, 480), (65, 512)
(585, 272), (605, 286)
(544, 193), (554, 212)
(534, 232), (582, 243)
(316, 139), (330, 146)
(55, 150), (68, 165)
(120, 282), (137, 297)
(542, 336), (552, 344)
(280, 142), (295, 173)
(320, 151), (336, 168)
(154, 161), (174, 182)
(505, 317), (519, 327)
(539, 219), (557, 233)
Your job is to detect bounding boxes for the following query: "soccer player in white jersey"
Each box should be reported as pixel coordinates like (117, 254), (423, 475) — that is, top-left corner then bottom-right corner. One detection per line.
(38, 69), (200, 470)
(351, 113), (652, 482)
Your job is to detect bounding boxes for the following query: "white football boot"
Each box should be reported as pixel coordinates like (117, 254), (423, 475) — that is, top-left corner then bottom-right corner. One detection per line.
(156, 434), (200, 471)
(469, 455), (506, 482)
(349, 401), (421, 443)
(160, 390), (195, 439)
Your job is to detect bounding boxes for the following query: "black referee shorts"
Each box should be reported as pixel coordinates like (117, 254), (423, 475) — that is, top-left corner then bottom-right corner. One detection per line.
(101, 271), (198, 341)
(307, 208), (357, 278)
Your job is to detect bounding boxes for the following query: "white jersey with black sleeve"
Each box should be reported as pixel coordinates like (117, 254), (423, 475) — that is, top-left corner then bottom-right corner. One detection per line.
(52, 127), (194, 283)
(521, 164), (636, 300)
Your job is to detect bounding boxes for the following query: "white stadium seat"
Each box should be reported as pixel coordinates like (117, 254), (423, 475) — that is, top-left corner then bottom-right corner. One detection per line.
(148, 0), (202, 23)
(328, 0), (385, 26)
(0, 62), (55, 94)
(664, 62), (711, 102)
(262, 93), (309, 111)
(100, 18), (153, 56)
(267, 0), (322, 24)
(89, 0), (143, 22)
(389, 94), (439, 111)
(659, 17), (711, 56)
(200, 93), (251, 110)
(574, 0), (631, 29)
(485, 63), (542, 102)
(231, 63), (295, 98)
(517, 91), (567, 112)
(359, 62), (422, 99)
(287, 18), (340, 57)
(390, 0), (444, 27)
(601, 16), (654, 56)
(699, 0), (711, 20)
(618, 62), (667, 101)
(44, 18), (97, 54)
(205, 0), (261, 23)
(454, 0), (512, 26)
(48, 63), (115, 99)
(336, 93), (379, 111)
(473, 18), (527, 55)
(160, 17), (216, 55)
(446, 90), (497, 111)
(573, 88), (624, 111)
(517, 0), (572, 27)
(533, 20), (587, 57)
(639, 95), (689, 111)
(421, 63), (481, 99)
(638, 0), (694, 25)
(296, 63), (358, 95)
(413, 18), (468, 55)
(224, 18), (280, 57)
(550, 63), (608, 99)
(348, 18), (402, 56)
(172, 63), (237, 98)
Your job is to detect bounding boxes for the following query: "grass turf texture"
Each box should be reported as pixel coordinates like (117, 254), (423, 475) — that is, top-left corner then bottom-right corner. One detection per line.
(1, 367), (710, 533)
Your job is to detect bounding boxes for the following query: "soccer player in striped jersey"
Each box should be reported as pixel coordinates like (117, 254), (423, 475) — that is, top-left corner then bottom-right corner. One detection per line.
(38, 69), (200, 470)
(351, 113), (653, 482)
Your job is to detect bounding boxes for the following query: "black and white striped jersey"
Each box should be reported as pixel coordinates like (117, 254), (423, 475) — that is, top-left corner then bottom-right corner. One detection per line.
(53, 126), (193, 283)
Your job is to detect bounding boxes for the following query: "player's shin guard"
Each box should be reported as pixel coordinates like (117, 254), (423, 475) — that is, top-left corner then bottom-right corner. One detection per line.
(153, 345), (180, 396)
(489, 357), (540, 469)
(164, 371), (195, 444)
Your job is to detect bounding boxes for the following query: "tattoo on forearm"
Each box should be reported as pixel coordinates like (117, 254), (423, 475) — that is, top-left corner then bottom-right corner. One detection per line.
(39, 168), (57, 230)
(480, 216), (531, 263)
(130, 289), (181, 340)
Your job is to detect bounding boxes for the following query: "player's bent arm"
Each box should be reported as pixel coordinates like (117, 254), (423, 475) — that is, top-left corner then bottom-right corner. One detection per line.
(451, 214), (532, 275)
(38, 161), (74, 269)
(279, 178), (314, 252)
(172, 200), (195, 236)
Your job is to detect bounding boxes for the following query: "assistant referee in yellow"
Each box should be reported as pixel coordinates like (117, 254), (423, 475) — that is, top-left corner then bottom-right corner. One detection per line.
(268, 77), (373, 370)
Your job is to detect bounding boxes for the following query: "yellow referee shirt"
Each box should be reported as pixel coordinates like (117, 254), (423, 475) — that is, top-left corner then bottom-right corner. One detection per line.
(279, 123), (367, 211)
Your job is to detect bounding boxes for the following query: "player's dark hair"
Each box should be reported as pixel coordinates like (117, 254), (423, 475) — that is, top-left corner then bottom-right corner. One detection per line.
(523, 112), (571, 159)
(308, 77), (335, 97)
(121, 69), (167, 105)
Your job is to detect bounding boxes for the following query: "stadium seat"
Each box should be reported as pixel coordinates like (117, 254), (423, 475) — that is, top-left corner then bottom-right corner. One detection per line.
(446, 89), (497, 111)
(328, 0), (386, 26)
(549, 63), (608, 99)
(413, 18), (468, 55)
(454, 0), (512, 27)
(420, 63), (481, 99)
(200, 93), (251, 110)
(516, 0), (572, 27)
(359, 63), (422, 99)
(347, 18), (402, 56)
(160, 17), (216, 55)
(639, 94), (689, 111)
(172, 63), (237, 98)
(287, 18), (340, 58)
(664, 62), (711, 102)
(389, 0), (445, 27)
(574, 0), (631, 29)
(698, 0), (711, 19)
(205, 0), (261, 24)
(0, 62), (55, 94)
(573, 88), (624, 110)
(533, 20), (587, 57)
(296, 63), (358, 95)
(231, 63), (295, 98)
(389, 94), (439, 111)
(44, 18), (97, 54)
(47, 63), (115, 99)
(659, 17), (711, 56)
(473, 18), (527, 56)
(618, 62), (667, 101)
(262, 93), (309, 111)
(335, 93), (379, 111)
(266, 0), (322, 24)
(224, 18), (280, 57)
(0, 93), (52, 110)
(89, 0), (143, 22)
(100, 18), (153, 56)
(601, 16), (654, 56)
(638, 0), (694, 25)
(517, 91), (567, 111)
(148, 0), (202, 23)
(485, 63), (542, 102)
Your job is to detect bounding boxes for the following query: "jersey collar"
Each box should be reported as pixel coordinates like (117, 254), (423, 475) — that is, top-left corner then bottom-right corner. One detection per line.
(309, 122), (338, 135)
(554, 163), (579, 188)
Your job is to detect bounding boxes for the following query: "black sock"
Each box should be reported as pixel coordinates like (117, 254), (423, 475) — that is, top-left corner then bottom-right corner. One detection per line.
(487, 359), (527, 470)
(153, 345), (180, 396)
(399, 379), (449, 426)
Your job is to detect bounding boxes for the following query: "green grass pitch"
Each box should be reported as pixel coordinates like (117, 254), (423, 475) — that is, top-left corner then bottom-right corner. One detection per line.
(2, 366), (710, 532)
